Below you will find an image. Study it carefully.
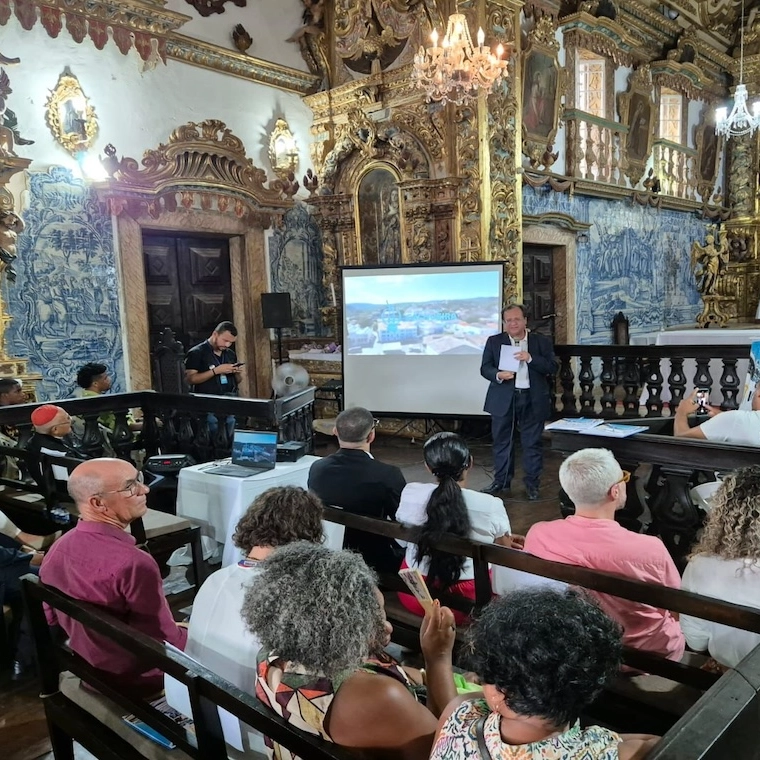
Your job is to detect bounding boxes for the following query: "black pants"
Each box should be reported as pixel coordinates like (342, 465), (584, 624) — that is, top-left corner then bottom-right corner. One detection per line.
(491, 390), (545, 489)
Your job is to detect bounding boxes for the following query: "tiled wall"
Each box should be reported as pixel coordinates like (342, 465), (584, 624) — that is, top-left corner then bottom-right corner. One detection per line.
(6, 167), (125, 399)
(523, 184), (706, 344)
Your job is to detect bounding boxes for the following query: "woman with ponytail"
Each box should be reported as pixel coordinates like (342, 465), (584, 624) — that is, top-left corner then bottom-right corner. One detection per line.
(396, 432), (522, 623)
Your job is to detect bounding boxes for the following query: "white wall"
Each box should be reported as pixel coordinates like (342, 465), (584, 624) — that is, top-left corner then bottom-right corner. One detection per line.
(2, 15), (314, 178)
(164, 0), (309, 71)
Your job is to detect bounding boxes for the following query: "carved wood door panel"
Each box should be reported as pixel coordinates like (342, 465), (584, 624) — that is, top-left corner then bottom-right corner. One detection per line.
(522, 244), (555, 343)
(142, 232), (233, 352)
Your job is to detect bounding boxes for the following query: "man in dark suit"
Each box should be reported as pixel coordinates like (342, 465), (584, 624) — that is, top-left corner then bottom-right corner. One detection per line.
(480, 304), (557, 500)
(308, 406), (405, 573)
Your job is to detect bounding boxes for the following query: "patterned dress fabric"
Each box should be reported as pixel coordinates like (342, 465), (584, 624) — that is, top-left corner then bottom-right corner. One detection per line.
(255, 651), (414, 760)
(430, 698), (622, 760)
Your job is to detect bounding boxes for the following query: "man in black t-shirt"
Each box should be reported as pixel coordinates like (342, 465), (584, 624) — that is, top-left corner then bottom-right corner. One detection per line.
(184, 321), (243, 396)
(185, 321), (243, 437)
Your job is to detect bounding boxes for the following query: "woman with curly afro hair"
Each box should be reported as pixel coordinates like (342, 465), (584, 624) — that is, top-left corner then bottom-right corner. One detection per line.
(430, 588), (658, 759)
(680, 465), (760, 669)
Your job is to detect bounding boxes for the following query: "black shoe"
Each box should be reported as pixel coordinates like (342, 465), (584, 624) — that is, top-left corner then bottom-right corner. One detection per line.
(526, 486), (540, 501)
(481, 481), (509, 496)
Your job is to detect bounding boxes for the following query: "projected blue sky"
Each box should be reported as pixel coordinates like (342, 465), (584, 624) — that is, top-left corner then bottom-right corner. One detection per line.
(344, 270), (500, 305)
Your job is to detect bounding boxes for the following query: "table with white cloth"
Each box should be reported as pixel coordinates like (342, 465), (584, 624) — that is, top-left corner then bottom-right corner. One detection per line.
(631, 329), (760, 405)
(176, 456), (345, 567)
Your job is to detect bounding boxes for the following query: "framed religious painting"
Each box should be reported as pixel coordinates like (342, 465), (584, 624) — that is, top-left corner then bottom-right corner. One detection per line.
(694, 106), (722, 201)
(45, 70), (98, 155)
(521, 15), (566, 166)
(354, 163), (404, 265)
(617, 66), (655, 186)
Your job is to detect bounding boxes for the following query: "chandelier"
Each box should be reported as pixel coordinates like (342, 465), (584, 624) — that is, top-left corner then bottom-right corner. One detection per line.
(716, 0), (760, 138)
(412, 13), (509, 105)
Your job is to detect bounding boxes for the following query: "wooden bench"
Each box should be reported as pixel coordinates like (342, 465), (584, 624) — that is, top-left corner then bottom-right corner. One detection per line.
(22, 575), (356, 760)
(321, 506), (760, 734)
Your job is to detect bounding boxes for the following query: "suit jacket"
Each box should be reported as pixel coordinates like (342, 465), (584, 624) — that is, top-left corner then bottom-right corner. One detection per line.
(308, 448), (406, 573)
(480, 331), (557, 420)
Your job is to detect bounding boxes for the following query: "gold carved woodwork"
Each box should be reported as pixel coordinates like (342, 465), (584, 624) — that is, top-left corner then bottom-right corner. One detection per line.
(45, 70), (98, 155)
(617, 65), (655, 187)
(268, 118), (300, 181)
(98, 120), (289, 218)
(521, 15), (568, 168)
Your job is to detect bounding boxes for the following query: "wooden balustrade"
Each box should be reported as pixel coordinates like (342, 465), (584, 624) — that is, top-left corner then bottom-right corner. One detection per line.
(554, 345), (747, 419)
(653, 140), (698, 200)
(0, 389), (316, 463)
(566, 112), (627, 185)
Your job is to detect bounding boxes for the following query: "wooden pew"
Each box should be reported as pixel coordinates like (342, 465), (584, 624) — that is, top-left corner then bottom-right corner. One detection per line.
(22, 575), (356, 760)
(321, 506), (760, 733)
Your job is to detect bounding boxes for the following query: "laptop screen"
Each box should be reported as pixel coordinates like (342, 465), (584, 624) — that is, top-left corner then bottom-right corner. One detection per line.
(231, 430), (278, 468)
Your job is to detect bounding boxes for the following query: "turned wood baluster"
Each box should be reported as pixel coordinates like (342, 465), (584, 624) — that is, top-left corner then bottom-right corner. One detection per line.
(719, 359), (740, 410)
(560, 356), (578, 415)
(644, 356), (664, 417)
(621, 357), (641, 417)
(584, 125), (596, 180)
(568, 120), (580, 176)
(693, 357), (713, 393)
(610, 132), (620, 184)
(578, 356), (595, 415)
(667, 358), (686, 409)
(599, 356), (617, 417)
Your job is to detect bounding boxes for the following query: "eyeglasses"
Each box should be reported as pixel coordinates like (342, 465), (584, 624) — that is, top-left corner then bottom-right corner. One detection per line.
(373, 419), (380, 428)
(96, 471), (145, 498)
(616, 470), (631, 485)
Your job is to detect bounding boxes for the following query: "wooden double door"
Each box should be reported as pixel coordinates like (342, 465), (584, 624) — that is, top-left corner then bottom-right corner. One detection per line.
(522, 244), (557, 343)
(142, 232), (233, 352)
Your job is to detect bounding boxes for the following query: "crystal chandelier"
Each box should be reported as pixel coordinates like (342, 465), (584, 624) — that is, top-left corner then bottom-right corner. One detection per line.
(412, 12), (509, 105)
(716, 0), (760, 138)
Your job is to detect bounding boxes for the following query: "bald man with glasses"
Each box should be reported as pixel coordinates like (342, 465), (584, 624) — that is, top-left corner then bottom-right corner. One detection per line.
(40, 458), (188, 696)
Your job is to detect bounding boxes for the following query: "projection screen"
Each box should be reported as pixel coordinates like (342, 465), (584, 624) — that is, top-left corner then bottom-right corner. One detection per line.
(342, 263), (504, 416)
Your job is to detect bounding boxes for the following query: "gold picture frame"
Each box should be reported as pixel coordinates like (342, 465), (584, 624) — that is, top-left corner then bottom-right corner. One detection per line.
(45, 70), (98, 155)
(694, 105), (722, 201)
(521, 15), (567, 166)
(617, 66), (655, 187)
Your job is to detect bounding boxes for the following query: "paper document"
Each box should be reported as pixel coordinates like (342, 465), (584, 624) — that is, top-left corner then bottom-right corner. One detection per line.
(498, 345), (521, 372)
(578, 423), (648, 438)
(545, 418), (604, 432)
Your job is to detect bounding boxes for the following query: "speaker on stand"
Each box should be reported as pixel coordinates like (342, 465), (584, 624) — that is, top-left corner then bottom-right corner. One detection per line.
(261, 292), (294, 365)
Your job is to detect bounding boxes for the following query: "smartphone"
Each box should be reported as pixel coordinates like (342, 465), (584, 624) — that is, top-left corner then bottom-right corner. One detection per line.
(695, 388), (710, 411)
(233, 362), (245, 367)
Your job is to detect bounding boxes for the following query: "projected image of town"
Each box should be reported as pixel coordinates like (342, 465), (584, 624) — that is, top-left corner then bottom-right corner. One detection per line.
(232, 431), (277, 465)
(344, 270), (501, 355)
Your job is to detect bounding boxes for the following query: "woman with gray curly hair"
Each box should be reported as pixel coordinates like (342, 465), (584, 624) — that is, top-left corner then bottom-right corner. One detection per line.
(243, 541), (458, 759)
(680, 465), (760, 669)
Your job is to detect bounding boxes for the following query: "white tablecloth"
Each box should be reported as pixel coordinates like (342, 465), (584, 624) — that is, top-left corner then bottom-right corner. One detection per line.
(177, 456), (345, 567)
(632, 329), (759, 405)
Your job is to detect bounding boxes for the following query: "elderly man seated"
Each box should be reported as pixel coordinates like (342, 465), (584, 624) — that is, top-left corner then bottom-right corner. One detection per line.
(40, 458), (187, 696)
(674, 385), (760, 446)
(523, 448), (685, 661)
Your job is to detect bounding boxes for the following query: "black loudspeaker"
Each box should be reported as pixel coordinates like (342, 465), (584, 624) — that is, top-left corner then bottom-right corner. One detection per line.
(261, 292), (293, 328)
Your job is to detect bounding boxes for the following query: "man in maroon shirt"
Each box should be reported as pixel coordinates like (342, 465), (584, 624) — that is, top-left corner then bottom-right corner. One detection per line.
(40, 458), (187, 696)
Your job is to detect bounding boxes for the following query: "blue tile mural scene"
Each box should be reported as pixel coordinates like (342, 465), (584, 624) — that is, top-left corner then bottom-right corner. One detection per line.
(6, 167), (125, 400)
(523, 184), (707, 344)
(268, 202), (327, 337)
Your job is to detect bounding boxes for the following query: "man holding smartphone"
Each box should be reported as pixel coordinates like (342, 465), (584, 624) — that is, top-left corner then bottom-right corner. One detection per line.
(674, 385), (760, 446)
(185, 321), (243, 397)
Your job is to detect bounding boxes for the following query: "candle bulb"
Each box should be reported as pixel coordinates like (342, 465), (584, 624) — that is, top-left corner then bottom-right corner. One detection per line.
(477, 27), (485, 47)
(330, 283), (336, 307)
(431, 29), (438, 46)
(496, 43), (504, 58)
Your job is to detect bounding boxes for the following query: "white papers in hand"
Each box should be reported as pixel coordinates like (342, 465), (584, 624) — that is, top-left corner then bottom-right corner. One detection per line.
(498, 344), (521, 372)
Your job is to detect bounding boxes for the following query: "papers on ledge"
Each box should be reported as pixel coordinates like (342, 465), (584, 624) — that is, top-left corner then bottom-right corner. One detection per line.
(545, 418), (604, 432)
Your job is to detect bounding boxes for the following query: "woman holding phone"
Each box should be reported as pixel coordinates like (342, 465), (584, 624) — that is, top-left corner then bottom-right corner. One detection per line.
(395, 432), (522, 624)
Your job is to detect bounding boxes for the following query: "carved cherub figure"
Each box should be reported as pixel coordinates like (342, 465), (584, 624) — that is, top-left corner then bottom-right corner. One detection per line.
(287, 0), (326, 42)
(691, 227), (729, 296)
(0, 209), (24, 282)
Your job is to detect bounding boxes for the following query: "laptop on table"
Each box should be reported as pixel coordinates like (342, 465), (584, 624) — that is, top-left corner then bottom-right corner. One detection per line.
(209, 430), (278, 478)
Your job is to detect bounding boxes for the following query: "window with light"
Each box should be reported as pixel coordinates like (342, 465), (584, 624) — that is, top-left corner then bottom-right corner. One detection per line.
(576, 51), (605, 117)
(659, 88), (683, 143)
